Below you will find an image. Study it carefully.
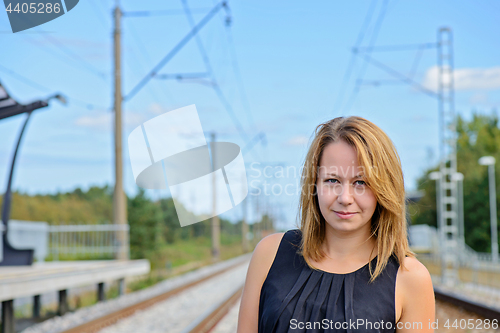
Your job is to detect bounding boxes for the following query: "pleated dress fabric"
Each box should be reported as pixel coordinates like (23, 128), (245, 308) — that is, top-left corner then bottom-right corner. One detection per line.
(258, 229), (400, 333)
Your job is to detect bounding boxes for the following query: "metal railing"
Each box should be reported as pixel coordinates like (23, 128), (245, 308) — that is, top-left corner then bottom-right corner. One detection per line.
(461, 243), (492, 264)
(49, 224), (129, 260)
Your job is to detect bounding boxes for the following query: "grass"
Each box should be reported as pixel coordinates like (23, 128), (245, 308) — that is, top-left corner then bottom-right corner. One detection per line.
(44, 253), (115, 261)
(129, 235), (250, 291)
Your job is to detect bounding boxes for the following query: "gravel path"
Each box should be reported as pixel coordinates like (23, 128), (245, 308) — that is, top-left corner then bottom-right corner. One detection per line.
(211, 297), (241, 333)
(20, 254), (251, 333)
(435, 299), (500, 332)
(99, 264), (248, 333)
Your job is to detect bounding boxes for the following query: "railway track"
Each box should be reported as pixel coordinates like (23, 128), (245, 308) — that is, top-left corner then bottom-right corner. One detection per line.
(180, 285), (243, 333)
(58, 258), (248, 333)
(434, 286), (500, 322)
(40, 260), (500, 333)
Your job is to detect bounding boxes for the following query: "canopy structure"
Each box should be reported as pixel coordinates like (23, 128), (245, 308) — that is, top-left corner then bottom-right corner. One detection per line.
(0, 83), (48, 121)
(0, 81), (59, 266)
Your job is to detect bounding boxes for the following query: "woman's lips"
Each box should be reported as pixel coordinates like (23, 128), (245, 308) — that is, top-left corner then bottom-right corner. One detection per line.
(334, 211), (357, 219)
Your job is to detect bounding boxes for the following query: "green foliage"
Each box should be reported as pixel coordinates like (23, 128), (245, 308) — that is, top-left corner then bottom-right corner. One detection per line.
(128, 188), (164, 260)
(411, 111), (500, 252)
(2, 183), (263, 267)
(0, 185), (113, 224)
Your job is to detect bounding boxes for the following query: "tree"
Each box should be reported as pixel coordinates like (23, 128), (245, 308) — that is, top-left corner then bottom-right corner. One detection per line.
(128, 188), (164, 259)
(411, 111), (500, 252)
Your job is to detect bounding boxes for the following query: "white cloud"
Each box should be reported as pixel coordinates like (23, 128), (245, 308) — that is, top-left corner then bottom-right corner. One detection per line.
(75, 102), (186, 132)
(149, 103), (168, 115)
(75, 111), (148, 132)
(285, 135), (309, 146)
(469, 92), (489, 104)
(423, 66), (500, 91)
(74, 113), (111, 131)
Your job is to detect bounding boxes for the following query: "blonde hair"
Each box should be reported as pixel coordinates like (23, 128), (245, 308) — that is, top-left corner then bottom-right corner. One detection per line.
(298, 116), (414, 282)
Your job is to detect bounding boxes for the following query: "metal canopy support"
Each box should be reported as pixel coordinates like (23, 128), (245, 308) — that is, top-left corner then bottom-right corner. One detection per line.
(0, 82), (50, 266)
(1, 300), (14, 333)
(437, 27), (459, 285)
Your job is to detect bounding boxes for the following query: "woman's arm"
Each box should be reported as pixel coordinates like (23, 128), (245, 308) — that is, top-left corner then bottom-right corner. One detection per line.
(396, 256), (436, 332)
(237, 232), (284, 333)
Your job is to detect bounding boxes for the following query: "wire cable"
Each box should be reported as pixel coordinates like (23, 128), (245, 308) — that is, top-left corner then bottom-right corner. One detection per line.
(355, 42), (438, 53)
(341, 0), (389, 115)
(224, 25), (257, 134)
(21, 34), (109, 81)
(123, 1), (226, 102)
(181, 0), (261, 162)
(0, 65), (109, 110)
(354, 52), (438, 98)
(331, 0), (378, 116)
(38, 33), (108, 80)
(123, 8), (212, 17)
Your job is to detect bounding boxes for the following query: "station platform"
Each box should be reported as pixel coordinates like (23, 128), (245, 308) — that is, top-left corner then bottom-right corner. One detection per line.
(0, 260), (150, 333)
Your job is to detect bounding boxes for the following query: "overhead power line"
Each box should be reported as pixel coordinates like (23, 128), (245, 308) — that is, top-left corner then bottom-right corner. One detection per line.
(21, 34), (108, 81)
(342, 0), (390, 115)
(331, 0), (377, 116)
(0, 65), (108, 110)
(123, 1), (228, 102)
(353, 50), (438, 98)
(181, 0), (260, 161)
(123, 8), (212, 17)
(39, 33), (108, 80)
(224, 25), (257, 134)
(355, 42), (438, 53)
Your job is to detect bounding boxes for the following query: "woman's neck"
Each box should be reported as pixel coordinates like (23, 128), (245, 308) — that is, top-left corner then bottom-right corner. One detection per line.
(321, 227), (378, 262)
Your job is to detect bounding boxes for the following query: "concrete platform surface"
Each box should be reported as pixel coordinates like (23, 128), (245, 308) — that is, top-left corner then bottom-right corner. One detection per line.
(0, 260), (150, 301)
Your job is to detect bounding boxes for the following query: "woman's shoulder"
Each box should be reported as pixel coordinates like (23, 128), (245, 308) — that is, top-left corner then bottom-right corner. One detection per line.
(255, 229), (301, 252)
(395, 256), (435, 327)
(243, 232), (286, 290)
(397, 256), (432, 281)
(249, 229), (300, 278)
(254, 232), (286, 256)
(396, 256), (434, 305)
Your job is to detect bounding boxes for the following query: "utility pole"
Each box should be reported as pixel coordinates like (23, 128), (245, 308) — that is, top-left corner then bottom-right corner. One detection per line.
(113, 3), (128, 260)
(255, 190), (260, 241)
(241, 172), (249, 253)
(211, 132), (220, 261)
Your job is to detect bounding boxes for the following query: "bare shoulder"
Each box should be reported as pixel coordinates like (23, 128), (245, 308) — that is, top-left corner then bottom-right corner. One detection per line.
(397, 256), (433, 283)
(397, 256), (434, 296)
(245, 232), (286, 289)
(237, 232), (286, 333)
(396, 256), (435, 324)
(250, 232), (285, 278)
(395, 256), (435, 331)
(255, 232), (285, 253)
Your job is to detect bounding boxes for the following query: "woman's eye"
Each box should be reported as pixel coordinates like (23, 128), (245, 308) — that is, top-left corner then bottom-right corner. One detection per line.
(325, 178), (339, 184)
(354, 180), (366, 186)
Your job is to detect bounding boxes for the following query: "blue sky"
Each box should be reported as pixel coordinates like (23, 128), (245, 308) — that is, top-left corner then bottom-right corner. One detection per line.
(1, 0), (500, 229)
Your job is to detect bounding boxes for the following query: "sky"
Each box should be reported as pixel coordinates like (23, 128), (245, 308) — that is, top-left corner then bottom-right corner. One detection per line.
(1, 0), (500, 230)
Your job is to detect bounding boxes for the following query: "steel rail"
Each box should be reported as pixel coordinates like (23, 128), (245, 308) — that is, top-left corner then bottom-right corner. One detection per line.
(60, 260), (247, 333)
(434, 286), (500, 321)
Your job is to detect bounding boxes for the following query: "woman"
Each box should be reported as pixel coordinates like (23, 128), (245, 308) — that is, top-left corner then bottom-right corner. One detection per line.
(237, 116), (435, 332)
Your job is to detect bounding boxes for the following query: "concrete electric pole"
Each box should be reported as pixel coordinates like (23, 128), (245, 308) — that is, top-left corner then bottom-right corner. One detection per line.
(113, 3), (128, 260)
(211, 132), (220, 261)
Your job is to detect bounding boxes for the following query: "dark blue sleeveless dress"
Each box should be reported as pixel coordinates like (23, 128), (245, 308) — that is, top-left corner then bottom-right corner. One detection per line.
(258, 229), (400, 332)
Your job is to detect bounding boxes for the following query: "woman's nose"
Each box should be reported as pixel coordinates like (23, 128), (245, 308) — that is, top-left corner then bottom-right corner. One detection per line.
(337, 184), (354, 205)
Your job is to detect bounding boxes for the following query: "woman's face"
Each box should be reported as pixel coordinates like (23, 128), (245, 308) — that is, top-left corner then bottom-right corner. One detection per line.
(316, 140), (377, 236)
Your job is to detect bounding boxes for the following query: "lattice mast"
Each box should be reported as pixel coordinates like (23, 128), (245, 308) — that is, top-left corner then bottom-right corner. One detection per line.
(437, 27), (459, 285)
